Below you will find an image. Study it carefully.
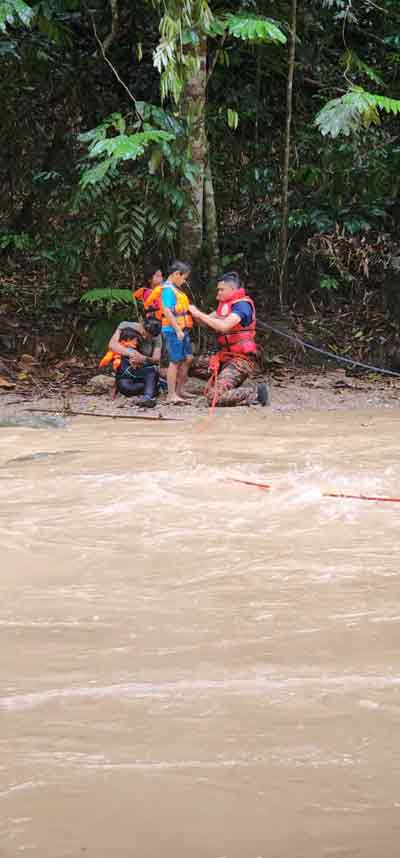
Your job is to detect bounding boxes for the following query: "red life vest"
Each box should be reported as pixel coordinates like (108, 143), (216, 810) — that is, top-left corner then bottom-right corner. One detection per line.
(216, 289), (257, 357)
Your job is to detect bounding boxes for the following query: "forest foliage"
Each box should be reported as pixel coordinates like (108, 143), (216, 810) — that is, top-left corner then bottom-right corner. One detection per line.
(1, 0), (400, 357)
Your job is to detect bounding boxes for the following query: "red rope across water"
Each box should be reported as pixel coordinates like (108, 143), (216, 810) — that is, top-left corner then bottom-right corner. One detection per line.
(228, 478), (271, 490)
(227, 478), (400, 503)
(323, 492), (400, 503)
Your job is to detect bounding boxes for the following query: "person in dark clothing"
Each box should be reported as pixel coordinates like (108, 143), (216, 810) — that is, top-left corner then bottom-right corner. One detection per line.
(107, 319), (163, 408)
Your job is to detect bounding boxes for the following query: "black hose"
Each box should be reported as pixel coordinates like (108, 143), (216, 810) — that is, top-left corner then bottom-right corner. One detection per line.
(257, 319), (400, 379)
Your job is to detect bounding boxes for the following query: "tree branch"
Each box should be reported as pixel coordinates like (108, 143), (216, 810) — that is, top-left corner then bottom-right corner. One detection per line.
(85, 3), (144, 122)
(103, 0), (119, 52)
(206, 33), (226, 87)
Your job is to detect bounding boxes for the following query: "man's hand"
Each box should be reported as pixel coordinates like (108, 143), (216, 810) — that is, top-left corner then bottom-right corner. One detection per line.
(176, 329), (184, 342)
(188, 304), (201, 318)
(129, 354), (143, 367)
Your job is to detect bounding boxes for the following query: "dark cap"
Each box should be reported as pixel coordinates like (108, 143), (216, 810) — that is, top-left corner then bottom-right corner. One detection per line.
(144, 317), (162, 337)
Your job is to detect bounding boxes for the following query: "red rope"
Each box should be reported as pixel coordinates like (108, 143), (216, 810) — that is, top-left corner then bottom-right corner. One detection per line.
(203, 351), (256, 417)
(323, 492), (400, 503)
(228, 478), (271, 490)
(226, 478), (400, 503)
(204, 354), (220, 416)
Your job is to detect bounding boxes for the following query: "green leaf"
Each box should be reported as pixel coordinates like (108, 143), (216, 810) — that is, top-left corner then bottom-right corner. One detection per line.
(80, 289), (134, 305)
(88, 130), (174, 161)
(79, 114), (126, 145)
(315, 88), (400, 138)
(227, 108), (239, 130)
(224, 14), (286, 45)
(205, 17), (225, 36)
(0, 0), (33, 31)
(320, 276), (339, 291)
(79, 160), (115, 189)
(341, 50), (385, 87)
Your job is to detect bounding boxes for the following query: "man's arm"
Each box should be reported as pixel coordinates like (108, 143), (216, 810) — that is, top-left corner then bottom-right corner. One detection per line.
(108, 328), (147, 364)
(151, 346), (162, 363)
(108, 328), (134, 357)
(188, 305), (240, 333)
(188, 309), (217, 326)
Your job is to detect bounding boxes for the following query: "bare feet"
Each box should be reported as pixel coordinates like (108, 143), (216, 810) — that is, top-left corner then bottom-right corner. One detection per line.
(166, 396), (189, 405)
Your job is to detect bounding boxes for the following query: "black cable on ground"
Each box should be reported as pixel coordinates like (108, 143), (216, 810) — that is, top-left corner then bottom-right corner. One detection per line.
(257, 319), (400, 380)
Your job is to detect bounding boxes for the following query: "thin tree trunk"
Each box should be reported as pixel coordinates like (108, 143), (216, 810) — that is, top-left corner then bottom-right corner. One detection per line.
(179, 34), (207, 265)
(279, 0), (297, 310)
(103, 0), (119, 52)
(203, 155), (220, 283)
(255, 47), (261, 147)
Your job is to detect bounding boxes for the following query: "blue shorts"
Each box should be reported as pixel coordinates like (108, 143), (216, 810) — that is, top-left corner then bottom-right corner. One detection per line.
(164, 329), (193, 363)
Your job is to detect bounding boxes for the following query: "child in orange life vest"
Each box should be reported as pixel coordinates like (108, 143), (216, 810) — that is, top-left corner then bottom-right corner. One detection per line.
(157, 260), (193, 405)
(100, 325), (160, 406)
(99, 329), (140, 371)
(133, 266), (163, 320)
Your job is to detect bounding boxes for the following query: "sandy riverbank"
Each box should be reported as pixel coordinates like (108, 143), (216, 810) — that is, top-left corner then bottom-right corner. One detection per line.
(0, 367), (399, 423)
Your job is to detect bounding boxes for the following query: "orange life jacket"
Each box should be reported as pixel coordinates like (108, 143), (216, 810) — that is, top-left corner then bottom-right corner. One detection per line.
(99, 339), (137, 371)
(146, 284), (193, 330)
(142, 286), (163, 322)
(133, 286), (153, 308)
(216, 289), (257, 358)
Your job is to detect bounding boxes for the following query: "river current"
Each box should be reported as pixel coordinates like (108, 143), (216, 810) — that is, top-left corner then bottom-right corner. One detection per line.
(1, 407), (399, 857)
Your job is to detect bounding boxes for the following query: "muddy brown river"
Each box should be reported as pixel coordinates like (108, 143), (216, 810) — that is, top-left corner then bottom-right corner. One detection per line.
(1, 407), (400, 857)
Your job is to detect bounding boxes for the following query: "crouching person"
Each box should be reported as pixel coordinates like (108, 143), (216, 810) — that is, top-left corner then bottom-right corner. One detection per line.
(103, 317), (163, 408)
(189, 271), (269, 407)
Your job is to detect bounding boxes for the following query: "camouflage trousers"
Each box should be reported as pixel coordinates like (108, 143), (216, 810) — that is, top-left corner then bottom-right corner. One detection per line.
(192, 355), (258, 406)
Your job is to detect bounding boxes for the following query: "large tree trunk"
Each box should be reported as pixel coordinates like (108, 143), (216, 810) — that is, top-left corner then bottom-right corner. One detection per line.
(179, 34), (207, 265)
(203, 155), (220, 283)
(278, 0), (297, 309)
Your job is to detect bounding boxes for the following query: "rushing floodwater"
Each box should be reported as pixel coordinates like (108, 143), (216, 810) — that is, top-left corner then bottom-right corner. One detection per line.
(1, 407), (400, 857)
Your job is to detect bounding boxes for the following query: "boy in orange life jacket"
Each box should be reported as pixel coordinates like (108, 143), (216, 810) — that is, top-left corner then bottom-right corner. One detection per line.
(99, 329), (140, 371)
(160, 260), (193, 405)
(189, 272), (269, 407)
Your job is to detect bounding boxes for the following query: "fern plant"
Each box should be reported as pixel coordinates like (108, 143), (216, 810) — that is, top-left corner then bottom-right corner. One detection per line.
(223, 14), (287, 45)
(76, 107), (187, 261)
(79, 113), (175, 188)
(80, 288), (134, 306)
(315, 88), (400, 138)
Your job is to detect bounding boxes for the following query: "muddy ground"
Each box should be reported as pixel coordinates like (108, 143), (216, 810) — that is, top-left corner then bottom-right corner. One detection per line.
(1, 365), (399, 424)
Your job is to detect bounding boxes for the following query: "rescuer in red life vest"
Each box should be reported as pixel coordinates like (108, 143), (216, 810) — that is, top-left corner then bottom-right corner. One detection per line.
(189, 271), (269, 407)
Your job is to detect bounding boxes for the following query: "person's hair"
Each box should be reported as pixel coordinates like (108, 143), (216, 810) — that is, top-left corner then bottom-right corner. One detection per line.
(217, 271), (241, 288)
(119, 326), (140, 341)
(144, 317), (162, 337)
(143, 264), (162, 284)
(167, 259), (191, 277)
